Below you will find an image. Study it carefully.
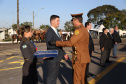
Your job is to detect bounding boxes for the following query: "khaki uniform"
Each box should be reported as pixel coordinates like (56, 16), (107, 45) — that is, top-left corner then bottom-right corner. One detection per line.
(56, 24), (90, 84)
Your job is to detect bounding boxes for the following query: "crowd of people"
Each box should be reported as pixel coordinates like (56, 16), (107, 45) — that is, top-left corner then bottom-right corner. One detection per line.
(99, 26), (122, 67)
(19, 13), (122, 84)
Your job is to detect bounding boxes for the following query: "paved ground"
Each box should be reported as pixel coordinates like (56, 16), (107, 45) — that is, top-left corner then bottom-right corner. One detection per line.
(0, 38), (126, 84)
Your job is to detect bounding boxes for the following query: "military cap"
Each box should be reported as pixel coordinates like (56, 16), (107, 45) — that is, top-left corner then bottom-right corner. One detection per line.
(71, 13), (83, 21)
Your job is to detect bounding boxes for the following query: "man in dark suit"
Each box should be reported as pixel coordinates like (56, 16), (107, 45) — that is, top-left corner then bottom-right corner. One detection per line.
(99, 28), (112, 67)
(106, 28), (114, 63)
(112, 26), (122, 58)
(45, 15), (68, 84)
(85, 22), (94, 80)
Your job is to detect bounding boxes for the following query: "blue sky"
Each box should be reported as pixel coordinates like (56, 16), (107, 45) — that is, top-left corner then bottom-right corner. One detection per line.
(0, 0), (126, 29)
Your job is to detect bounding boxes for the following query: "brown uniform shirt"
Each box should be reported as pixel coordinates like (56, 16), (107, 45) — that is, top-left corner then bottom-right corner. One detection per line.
(56, 24), (90, 63)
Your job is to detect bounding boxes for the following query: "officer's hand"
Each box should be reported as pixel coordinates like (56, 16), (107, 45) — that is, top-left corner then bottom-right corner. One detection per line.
(102, 47), (104, 51)
(92, 51), (94, 53)
(64, 54), (69, 60)
(48, 40), (56, 46)
(43, 57), (50, 59)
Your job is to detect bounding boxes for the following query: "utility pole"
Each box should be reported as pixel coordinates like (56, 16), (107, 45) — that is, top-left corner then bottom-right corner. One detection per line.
(24, 8), (44, 29)
(13, 16), (14, 25)
(33, 11), (34, 29)
(17, 0), (19, 29)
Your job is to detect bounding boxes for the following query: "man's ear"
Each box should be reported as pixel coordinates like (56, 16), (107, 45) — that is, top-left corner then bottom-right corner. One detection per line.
(51, 20), (53, 24)
(76, 19), (79, 23)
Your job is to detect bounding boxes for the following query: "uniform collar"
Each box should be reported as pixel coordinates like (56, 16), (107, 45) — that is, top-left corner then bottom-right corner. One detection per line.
(76, 23), (83, 28)
(22, 37), (29, 42)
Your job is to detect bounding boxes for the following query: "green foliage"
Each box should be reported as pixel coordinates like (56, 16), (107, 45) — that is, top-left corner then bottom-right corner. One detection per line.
(12, 22), (33, 30)
(103, 11), (126, 29)
(20, 22), (33, 28)
(87, 5), (126, 29)
(12, 24), (17, 31)
(3, 37), (12, 41)
(40, 24), (50, 30)
(122, 9), (126, 15)
(64, 21), (76, 32)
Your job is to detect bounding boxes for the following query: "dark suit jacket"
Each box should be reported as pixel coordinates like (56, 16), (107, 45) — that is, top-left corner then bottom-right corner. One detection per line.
(108, 33), (114, 48)
(89, 33), (94, 54)
(112, 30), (122, 43)
(46, 27), (66, 62)
(99, 32), (112, 50)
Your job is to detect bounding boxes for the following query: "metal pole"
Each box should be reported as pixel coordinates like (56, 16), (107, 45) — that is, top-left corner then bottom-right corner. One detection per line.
(17, 0), (19, 29)
(33, 11), (34, 29)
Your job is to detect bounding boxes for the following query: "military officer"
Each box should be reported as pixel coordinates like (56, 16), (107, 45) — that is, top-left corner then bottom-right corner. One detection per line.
(19, 25), (45, 84)
(49, 13), (90, 84)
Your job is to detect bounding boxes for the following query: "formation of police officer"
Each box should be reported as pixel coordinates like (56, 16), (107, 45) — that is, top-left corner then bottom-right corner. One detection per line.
(49, 13), (90, 84)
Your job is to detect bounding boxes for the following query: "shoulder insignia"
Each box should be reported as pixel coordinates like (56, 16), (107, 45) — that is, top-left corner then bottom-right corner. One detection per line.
(22, 44), (27, 49)
(75, 30), (79, 35)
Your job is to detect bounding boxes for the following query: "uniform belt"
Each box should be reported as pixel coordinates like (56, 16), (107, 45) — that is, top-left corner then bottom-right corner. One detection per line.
(24, 58), (28, 60)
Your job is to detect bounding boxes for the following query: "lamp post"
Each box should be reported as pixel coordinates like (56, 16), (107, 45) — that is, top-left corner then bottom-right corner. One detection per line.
(17, 0), (19, 29)
(24, 8), (44, 29)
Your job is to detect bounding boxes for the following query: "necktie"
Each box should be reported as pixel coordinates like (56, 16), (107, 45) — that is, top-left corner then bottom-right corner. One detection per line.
(56, 29), (60, 37)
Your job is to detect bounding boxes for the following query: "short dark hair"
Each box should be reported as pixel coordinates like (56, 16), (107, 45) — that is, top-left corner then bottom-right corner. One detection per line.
(102, 28), (107, 32)
(114, 26), (118, 28)
(85, 22), (91, 27)
(76, 17), (83, 23)
(18, 25), (31, 36)
(50, 15), (60, 22)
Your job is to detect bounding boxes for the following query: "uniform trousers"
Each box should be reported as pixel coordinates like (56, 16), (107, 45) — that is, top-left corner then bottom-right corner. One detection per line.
(22, 60), (38, 84)
(85, 52), (92, 84)
(74, 63), (87, 84)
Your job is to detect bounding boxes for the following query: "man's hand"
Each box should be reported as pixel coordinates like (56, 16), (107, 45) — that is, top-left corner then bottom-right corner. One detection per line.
(43, 57), (50, 59)
(92, 51), (94, 53)
(115, 42), (117, 44)
(48, 40), (56, 46)
(102, 47), (104, 51)
(64, 54), (69, 60)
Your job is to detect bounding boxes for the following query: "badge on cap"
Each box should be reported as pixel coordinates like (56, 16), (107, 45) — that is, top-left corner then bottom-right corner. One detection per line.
(75, 30), (79, 35)
(22, 44), (27, 49)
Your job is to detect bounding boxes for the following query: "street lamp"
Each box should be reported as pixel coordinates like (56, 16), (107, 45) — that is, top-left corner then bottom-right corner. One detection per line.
(24, 8), (44, 29)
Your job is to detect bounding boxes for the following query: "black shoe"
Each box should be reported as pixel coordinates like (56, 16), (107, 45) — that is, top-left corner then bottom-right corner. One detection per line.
(100, 64), (106, 67)
(106, 61), (112, 63)
(87, 74), (90, 77)
(90, 74), (96, 77)
(113, 56), (118, 58)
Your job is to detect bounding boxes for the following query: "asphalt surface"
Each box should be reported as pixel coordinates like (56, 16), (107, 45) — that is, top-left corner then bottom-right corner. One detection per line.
(0, 38), (126, 84)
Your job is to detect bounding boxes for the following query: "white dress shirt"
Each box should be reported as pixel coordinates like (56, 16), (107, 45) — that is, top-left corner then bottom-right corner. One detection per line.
(51, 26), (60, 37)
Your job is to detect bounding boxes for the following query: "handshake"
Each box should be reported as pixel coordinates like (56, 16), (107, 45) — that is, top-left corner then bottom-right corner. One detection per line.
(48, 40), (56, 46)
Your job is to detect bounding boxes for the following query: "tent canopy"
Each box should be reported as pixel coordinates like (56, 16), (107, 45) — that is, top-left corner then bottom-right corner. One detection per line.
(90, 24), (105, 32)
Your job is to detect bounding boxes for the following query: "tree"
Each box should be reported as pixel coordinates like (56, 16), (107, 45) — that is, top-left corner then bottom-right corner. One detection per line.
(64, 21), (75, 32)
(87, 5), (120, 24)
(122, 9), (126, 15)
(40, 24), (50, 30)
(20, 22), (33, 28)
(87, 5), (126, 29)
(103, 11), (126, 29)
(12, 24), (17, 31)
